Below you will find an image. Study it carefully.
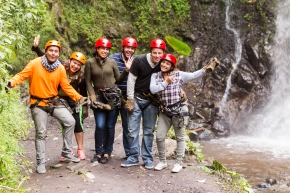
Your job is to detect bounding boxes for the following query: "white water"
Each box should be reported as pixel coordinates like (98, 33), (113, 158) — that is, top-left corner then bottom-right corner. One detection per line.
(201, 1), (290, 190)
(245, 0), (290, 143)
(221, 0), (242, 105)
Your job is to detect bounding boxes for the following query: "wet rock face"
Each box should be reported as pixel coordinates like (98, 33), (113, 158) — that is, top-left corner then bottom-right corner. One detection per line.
(213, 120), (230, 137)
(245, 40), (269, 78)
(181, 1), (277, 141)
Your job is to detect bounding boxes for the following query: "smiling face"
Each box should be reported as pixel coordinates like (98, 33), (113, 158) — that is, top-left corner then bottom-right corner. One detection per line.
(69, 59), (82, 74)
(160, 60), (174, 73)
(45, 46), (60, 62)
(122, 46), (136, 60)
(97, 47), (110, 59)
(150, 48), (164, 64)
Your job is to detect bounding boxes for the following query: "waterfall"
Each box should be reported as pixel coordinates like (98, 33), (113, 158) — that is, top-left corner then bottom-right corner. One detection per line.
(246, 0), (290, 142)
(221, 0), (243, 106)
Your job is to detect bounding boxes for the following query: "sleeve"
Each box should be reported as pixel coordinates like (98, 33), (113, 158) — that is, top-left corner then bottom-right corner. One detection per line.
(59, 66), (82, 101)
(10, 61), (34, 87)
(113, 60), (129, 84)
(129, 57), (140, 77)
(79, 77), (87, 97)
(127, 72), (137, 99)
(31, 46), (45, 57)
(180, 69), (206, 83)
(150, 73), (168, 94)
(84, 61), (95, 97)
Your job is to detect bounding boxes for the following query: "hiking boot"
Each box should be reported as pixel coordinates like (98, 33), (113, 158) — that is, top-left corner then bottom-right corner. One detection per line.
(144, 162), (154, 170)
(100, 156), (109, 164)
(154, 162), (167, 171)
(61, 152), (80, 163)
(77, 148), (86, 160)
(36, 164), (46, 174)
(171, 163), (182, 173)
(60, 150), (75, 162)
(121, 160), (139, 167)
(91, 154), (101, 163)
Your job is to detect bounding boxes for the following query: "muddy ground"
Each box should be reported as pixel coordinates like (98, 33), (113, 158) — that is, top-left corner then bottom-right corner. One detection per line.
(21, 109), (227, 193)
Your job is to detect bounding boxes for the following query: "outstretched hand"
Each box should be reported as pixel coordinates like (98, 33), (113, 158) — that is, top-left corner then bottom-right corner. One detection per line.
(125, 57), (134, 72)
(33, 34), (40, 47)
(164, 73), (175, 84)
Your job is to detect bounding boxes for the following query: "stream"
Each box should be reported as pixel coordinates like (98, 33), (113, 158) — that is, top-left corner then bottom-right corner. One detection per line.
(200, 136), (290, 192)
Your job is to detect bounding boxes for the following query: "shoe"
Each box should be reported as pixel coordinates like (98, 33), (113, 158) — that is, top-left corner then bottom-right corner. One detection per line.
(91, 155), (101, 163)
(77, 148), (86, 160)
(121, 160), (139, 167)
(60, 150), (75, 162)
(61, 152), (80, 163)
(154, 162), (167, 171)
(144, 162), (154, 170)
(36, 164), (46, 174)
(100, 156), (109, 164)
(171, 163), (182, 173)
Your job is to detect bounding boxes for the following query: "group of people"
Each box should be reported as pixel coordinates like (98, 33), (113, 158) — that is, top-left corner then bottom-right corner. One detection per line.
(6, 35), (214, 174)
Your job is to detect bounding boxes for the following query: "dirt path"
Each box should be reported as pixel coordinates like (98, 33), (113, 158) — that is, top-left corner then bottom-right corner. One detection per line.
(22, 110), (226, 193)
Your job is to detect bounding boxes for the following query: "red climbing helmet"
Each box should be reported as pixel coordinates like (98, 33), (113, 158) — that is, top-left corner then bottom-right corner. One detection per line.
(161, 54), (177, 66)
(95, 38), (112, 49)
(122, 37), (138, 48)
(150, 38), (166, 50)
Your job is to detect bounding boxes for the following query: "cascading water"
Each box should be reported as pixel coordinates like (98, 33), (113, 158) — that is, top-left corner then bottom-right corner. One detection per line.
(221, 0), (242, 106)
(245, 0), (290, 142)
(201, 2), (290, 190)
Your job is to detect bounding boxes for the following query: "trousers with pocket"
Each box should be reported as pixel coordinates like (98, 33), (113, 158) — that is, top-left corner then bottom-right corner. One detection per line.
(156, 105), (189, 164)
(31, 106), (75, 165)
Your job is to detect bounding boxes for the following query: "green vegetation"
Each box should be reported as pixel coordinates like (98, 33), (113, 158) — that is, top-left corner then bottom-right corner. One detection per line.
(165, 36), (192, 56)
(0, 89), (32, 192)
(201, 160), (253, 193)
(243, 13), (252, 21)
(0, 0), (46, 191)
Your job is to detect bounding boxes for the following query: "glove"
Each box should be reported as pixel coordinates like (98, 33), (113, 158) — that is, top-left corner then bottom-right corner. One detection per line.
(125, 98), (135, 113)
(82, 105), (88, 121)
(92, 101), (111, 110)
(5, 81), (12, 93)
(203, 57), (220, 73)
(79, 97), (88, 106)
(180, 89), (187, 102)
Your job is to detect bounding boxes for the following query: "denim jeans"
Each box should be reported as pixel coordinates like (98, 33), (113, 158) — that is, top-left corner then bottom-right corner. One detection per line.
(93, 108), (118, 155)
(127, 98), (158, 164)
(113, 107), (129, 156)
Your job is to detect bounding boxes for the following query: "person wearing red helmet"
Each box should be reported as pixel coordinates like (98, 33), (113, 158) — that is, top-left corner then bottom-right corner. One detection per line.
(31, 35), (89, 161)
(121, 38), (166, 169)
(108, 37), (138, 158)
(85, 37), (130, 164)
(149, 53), (207, 173)
(7, 37), (88, 174)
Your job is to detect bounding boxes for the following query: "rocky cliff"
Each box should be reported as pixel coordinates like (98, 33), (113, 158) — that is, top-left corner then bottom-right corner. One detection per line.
(177, 0), (277, 139)
(46, 0), (278, 139)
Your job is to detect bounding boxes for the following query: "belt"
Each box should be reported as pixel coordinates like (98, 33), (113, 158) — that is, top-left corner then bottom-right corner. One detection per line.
(135, 92), (148, 100)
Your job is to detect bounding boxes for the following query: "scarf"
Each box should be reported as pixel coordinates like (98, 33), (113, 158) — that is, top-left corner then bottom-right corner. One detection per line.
(41, 55), (61, 72)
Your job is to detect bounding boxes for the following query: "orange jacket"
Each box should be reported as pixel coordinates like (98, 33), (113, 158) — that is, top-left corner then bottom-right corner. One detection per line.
(10, 57), (82, 106)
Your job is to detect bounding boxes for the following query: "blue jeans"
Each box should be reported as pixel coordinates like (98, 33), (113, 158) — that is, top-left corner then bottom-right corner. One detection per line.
(93, 108), (118, 155)
(113, 107), (129, 156)
(127, 98), (158, 164)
